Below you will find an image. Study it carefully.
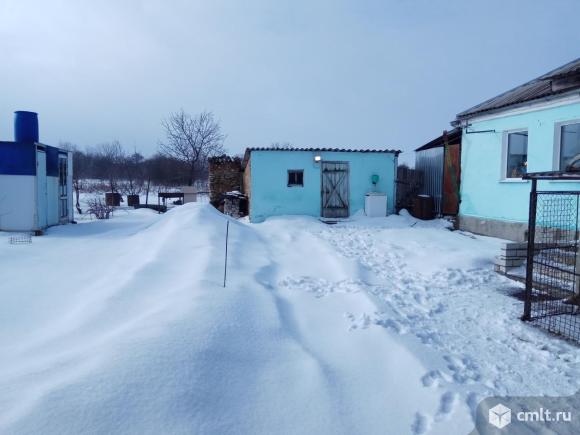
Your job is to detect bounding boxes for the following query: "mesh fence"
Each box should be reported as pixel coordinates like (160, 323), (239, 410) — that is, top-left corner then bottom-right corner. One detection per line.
(524, 191), (580, 341)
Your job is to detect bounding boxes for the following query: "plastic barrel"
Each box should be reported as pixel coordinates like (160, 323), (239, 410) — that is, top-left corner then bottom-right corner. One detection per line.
(14, 111), (39, 143)
(413, 195), (435, 220)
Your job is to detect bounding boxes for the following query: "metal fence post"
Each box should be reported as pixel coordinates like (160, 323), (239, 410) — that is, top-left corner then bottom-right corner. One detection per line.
(522, 178), (537, 321)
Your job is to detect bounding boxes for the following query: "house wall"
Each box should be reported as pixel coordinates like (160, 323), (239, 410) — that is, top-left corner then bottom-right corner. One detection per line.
(249, 150), (397, 222)
(460, 99), (580, 240)
(0, 143), (74, 231)
(47, 176), (59, 226)
(0, 175), (36, 231)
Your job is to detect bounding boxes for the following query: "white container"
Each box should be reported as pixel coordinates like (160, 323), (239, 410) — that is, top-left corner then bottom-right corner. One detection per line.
(182, 186), (198, 204)
(365, 192), (387, 217)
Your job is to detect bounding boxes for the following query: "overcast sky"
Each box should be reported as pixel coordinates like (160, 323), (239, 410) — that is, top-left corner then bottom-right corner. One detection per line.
(0, 0), (579, 165)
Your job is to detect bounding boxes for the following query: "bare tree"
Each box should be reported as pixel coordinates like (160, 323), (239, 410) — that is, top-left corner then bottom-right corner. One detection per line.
(119, 150), (145, 196)
(94, 141), (125, 193)
(159, 110), (225, 186)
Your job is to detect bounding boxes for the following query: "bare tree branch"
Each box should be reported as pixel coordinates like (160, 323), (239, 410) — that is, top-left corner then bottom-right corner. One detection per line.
(159, 110), (225, 185)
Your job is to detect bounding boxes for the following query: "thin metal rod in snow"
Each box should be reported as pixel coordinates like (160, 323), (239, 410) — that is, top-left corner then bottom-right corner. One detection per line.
(223, 220), (229, 287)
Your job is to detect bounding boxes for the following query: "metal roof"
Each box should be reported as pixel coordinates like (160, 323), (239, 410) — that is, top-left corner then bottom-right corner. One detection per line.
(243, 146), (401, 167)
(245, 146), (401, 154)
(415, 127), (462, 152)
(454, 57), (580, 123)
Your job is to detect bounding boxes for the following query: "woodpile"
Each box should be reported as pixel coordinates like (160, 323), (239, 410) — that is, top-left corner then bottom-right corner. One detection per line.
(208, 155), (243, 204)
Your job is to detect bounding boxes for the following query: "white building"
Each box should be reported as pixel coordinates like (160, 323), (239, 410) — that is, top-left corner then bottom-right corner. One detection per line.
(0, 111), (73, 233)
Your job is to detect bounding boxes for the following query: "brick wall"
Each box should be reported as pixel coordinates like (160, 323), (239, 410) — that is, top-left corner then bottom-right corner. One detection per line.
(208, 155), (242, 204)
(243, 157), (251, 214)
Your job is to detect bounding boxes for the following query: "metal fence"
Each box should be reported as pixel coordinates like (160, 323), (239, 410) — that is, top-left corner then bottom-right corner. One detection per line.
(415, 147), (444, 215)
(396, 166), (422, 212)
(523, 180), (580, 342)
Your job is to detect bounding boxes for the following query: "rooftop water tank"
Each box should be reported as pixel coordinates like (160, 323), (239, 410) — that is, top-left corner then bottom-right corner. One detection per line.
(14, 111), (39, 143)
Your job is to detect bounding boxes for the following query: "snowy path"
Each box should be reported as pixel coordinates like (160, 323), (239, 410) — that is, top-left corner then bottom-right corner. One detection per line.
(0, 205), (579, 434)
(307, 215), (580, 432)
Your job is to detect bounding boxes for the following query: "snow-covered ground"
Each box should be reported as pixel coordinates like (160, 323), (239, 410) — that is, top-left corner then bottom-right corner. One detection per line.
(0, 204), (579, 434)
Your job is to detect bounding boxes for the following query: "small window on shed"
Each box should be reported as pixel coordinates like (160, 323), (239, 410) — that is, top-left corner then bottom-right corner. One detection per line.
(287, 170), (304, 187)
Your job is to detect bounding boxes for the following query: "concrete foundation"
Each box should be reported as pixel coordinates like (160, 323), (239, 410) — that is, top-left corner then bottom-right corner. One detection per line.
(458, 215), (528, 241)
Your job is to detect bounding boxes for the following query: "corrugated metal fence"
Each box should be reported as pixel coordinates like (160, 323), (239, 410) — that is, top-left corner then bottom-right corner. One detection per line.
(415, 147), (444, 216)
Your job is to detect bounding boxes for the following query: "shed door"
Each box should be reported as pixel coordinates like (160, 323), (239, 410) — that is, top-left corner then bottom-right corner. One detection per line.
(36, 150), (48, 229)
(58, 154), (69, 222)
(321, 161), (349, 218)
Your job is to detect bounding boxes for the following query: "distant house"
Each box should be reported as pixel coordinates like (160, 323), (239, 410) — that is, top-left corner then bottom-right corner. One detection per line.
(451, 58), (580, 241)
(242, 147), (400, 222)
(414, 128), (462, 217)
(0, 111), (73, 233)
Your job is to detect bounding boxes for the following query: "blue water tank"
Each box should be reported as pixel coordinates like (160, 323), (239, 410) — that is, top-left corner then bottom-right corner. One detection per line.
(14, 111), (39, 143)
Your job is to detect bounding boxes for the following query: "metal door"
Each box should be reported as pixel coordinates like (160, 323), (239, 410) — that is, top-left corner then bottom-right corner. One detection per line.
(36, 150), (48, 229)
(321, 161), (349, 218)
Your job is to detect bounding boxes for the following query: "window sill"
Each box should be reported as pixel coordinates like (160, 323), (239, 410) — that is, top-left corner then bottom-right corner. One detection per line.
(499, 178), (529, 183)
(287, 185), (304, 188)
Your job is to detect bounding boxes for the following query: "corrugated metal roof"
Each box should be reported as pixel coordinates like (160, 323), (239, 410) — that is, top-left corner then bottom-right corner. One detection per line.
(455, 57), (580, 122)
(243, 146), (401, 167)
(415, 127), (462, 152)
(245, 146), (401, 154)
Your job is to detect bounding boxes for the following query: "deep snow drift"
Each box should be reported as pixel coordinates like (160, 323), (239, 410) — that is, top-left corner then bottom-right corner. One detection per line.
(0, 205), (578, 434)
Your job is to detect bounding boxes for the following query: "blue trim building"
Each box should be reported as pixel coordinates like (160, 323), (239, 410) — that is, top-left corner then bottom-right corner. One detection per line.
(452, 58), (580, 241)
(242, 147), (400, 223)
(0, 112), (73, 232)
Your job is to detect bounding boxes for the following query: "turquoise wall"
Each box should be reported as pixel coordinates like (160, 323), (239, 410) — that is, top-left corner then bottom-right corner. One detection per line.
(460, 100), (580, 223)
(249, 150), (397, 222)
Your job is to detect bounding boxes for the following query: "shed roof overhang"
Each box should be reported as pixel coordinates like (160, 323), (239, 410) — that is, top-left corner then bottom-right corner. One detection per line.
(242, 146), (402, 168)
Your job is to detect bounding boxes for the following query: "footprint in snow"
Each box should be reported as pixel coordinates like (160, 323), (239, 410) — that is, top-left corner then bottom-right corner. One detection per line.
(375, 318), (408, 335)
(434, 391), (458, 421)
(345, 312), (371, 331)
(421, 370), (445, 388)
(411, 413), (432, 435)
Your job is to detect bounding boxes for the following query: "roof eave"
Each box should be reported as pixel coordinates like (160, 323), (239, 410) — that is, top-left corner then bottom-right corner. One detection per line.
(453, 88), (580, 125)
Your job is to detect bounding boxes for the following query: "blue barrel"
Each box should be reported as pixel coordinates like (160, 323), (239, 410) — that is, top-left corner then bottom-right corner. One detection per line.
(14, 111), (39, 143)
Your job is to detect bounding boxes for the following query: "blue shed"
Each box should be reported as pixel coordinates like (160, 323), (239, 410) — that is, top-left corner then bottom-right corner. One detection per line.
(0, 111), (74, 233)
(242, 147), (400, 222)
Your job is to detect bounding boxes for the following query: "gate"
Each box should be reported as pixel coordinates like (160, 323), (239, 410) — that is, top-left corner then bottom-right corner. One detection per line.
(523, 172), (580, 342)
(321, 161), (349, 218)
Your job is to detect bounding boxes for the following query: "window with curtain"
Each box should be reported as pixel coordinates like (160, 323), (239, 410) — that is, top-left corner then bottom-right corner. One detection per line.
(506, 131), (528, 178)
